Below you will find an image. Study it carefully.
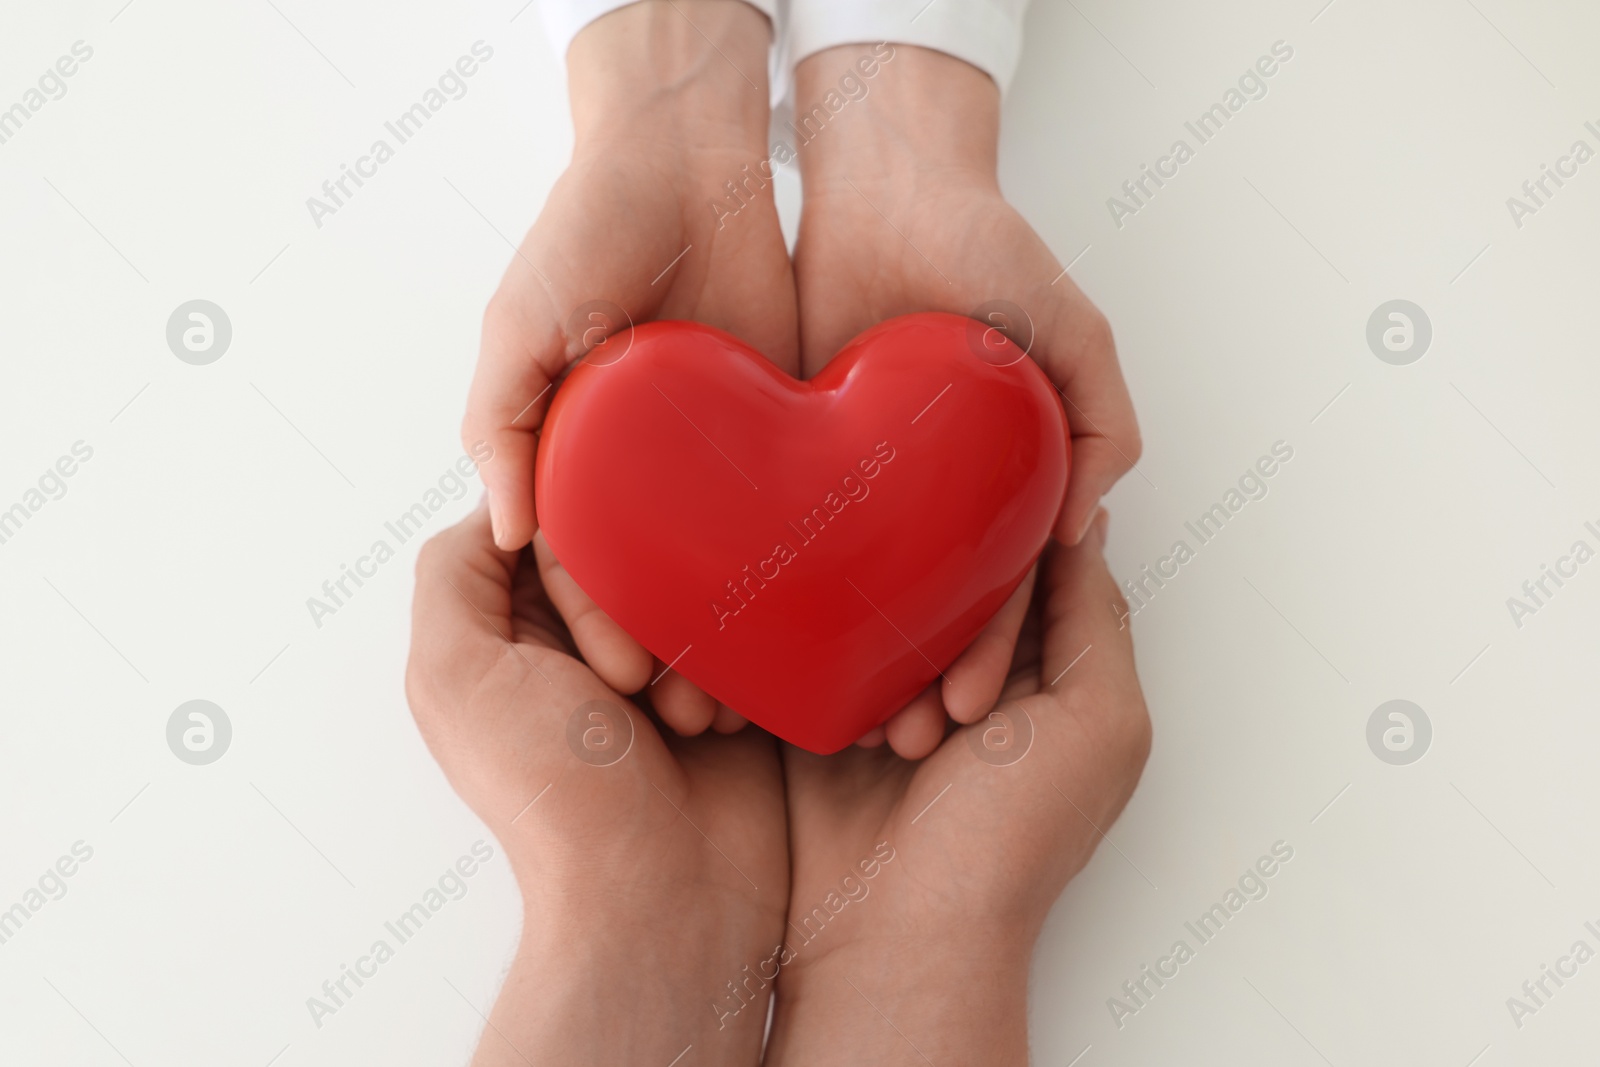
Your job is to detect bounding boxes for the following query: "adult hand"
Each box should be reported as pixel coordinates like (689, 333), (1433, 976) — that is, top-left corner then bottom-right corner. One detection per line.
(764, 511), (1152, 1065)
(406, 502), (790, 1065)
(463, 0), (797, 729)
(792, 44), (1142, 750)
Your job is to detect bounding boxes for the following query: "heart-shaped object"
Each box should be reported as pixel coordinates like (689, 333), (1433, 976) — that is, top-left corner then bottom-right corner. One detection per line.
(536, 312), (1069, 753)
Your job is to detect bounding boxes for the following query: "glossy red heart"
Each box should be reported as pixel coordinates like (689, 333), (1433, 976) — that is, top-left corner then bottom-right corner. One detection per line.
(535, 312), (1069, 753)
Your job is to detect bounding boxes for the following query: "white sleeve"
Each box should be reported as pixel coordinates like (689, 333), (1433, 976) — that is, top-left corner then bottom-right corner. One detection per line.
(537, 0), (778, 60)
(785, 0), (1030, 91)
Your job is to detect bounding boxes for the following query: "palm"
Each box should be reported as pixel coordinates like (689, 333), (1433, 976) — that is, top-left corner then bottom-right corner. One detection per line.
(483, 147), (799, 407)
(793, 170), (1132, 560)
(468, 147), (801, 724)
(781, 645), (1056, 939)
(779, 540), (1148, 952)
(407, 512), (788, 943)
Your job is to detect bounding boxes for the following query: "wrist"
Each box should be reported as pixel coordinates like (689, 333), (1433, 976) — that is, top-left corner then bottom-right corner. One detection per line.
(496, 897), (779, 1065)
(768, 933), (1033, 1064)
(793, 43), (1000, 193)
(568, 1), (772, 157)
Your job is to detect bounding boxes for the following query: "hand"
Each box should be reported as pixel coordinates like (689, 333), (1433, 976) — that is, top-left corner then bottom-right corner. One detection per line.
(405, 502), (790, 1065)
(792, 44), (1142, 753)
(463, 0), (797, 730)
(764, 511), (1152, 1065)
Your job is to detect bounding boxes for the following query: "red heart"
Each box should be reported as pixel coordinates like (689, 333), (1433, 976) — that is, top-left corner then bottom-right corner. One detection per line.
(535, 312), (1069, 753)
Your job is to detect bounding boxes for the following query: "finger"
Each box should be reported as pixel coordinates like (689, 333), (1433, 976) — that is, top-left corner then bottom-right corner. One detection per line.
(1031, 509), (1151, 848)
(941, 564), (1037, 724)
(532, 530), (654, 694)
(411, 500), (515, 646)
(711, 704), (749, 734)
(884, 684), (946, 760)
(407, 501), (523, 706)
(497, 536), (571, 648)
(652, 668), (718, 736)
(855, 725), (888, 748)
(463, 164), (687, 552)
(1006, 568), (1047, 685)
(1059, 432), (1137, 546)
(1039, 510), (1143, 723)
(1035, 285), (1142, 545)
(462, 280), (568, 552)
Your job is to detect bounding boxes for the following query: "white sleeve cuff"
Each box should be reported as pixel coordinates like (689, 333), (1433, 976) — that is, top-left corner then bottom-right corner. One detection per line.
(537, 0), (778, 60)
(785, 0), (1027, 92)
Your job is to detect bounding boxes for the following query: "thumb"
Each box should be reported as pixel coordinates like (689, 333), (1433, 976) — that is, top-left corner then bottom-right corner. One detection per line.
(462, 262), (646, 552)
(1039, 508), (1138, 707)
(1034, 507), (1152, 822)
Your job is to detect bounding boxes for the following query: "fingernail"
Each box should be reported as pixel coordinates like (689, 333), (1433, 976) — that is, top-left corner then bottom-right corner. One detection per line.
(489, 497), (503, 545)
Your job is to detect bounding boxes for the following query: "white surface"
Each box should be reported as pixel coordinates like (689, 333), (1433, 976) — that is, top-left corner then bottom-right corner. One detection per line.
(1, 1), (1597, 1064)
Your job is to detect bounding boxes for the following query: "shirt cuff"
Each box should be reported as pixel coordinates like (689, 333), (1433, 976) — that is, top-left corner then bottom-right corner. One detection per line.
(784, 0), (1025, 92)
(537, 0), (778, 61)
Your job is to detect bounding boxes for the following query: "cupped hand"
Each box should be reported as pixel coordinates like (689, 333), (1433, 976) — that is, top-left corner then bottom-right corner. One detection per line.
(792, 44), (1142, 755)
(405, 502), (790, 1065)
(764, 511), (1152, 1065)
(462, 0), (797, 731)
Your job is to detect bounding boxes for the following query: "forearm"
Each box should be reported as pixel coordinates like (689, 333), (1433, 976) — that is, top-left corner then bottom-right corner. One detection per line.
(471, 901), (775, 1066)
(568, 0), (772, 155)
(793, 43), (1000, 192)
(766, 936), (1034, 1065)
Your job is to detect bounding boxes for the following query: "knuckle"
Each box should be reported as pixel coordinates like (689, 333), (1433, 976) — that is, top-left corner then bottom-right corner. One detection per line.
(480, 290), (547, 361)
(403, 636), (448, 730)
(413, 530), (450, 582)
(1121, 420), (1144, 468)
(1082, 309), (1115, 356)
(1107, 585), (1133, 623)
(1122, 696), (1153, 770)
(403, 656), (429, 719)
(480, 290), (518, 336)
(458, 407), (480, 445)
(404, 667), (454, 749)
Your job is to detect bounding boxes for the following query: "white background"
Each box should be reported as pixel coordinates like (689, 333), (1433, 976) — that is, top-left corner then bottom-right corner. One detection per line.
(2, 0), (1598, 1063)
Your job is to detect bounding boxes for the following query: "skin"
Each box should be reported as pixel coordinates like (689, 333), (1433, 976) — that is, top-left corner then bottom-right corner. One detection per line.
(406, 501), (790, 1066)
(764, 511), (1151, 1064)
(792, 42), (1142, 756)
(792, 43), (1140, 536)
(434, 5), (1151, 1059)
(463, 5), (1141, 755)
(461, 1), (793, 737)
(408, 505), (1149, 1063)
